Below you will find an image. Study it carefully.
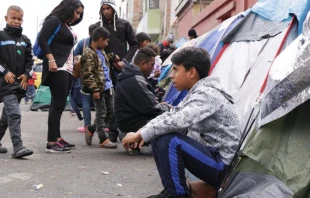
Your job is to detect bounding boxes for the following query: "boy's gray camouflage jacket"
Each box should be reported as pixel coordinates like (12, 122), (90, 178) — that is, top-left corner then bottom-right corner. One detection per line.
(141, 77), (241, 165)
(80, 47), (110, 93)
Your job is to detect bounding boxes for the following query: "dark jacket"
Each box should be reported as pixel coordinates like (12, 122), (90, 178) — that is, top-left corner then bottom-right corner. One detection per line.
(95, 16), (138, 63)
(158, 41), (176, 63)
(0, 24), (33, 102)
(38, 16), (75, 85)
(114, 64), (170, 132)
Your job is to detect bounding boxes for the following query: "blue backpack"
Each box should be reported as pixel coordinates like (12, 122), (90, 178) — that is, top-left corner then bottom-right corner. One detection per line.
(33, 23), (61, 59)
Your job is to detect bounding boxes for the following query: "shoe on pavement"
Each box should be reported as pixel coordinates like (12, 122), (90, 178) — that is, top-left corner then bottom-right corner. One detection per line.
(0, 143), (8, 153)
(77, 127), (85, 132)
(99, 139), (118, 149)
(45, 142), (71, 153)
(59, 138), (75, 148)
(85, 126), (94, 145)
(12, 147), (33, 158)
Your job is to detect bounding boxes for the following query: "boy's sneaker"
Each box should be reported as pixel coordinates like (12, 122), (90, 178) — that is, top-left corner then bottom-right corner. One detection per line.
(85, 126), (94, 145)
(45, 142), (71, 153)
(59, 138), (75, 148)
(0, 143), (8, 153)
(99, 139), (118, 149)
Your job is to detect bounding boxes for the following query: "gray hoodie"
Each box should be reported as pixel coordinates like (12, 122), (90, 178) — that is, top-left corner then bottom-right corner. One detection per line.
(141, 77), (241, 165)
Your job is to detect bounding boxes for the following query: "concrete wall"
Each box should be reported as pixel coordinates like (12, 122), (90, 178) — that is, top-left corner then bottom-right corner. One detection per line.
(176, 0), (258, 39)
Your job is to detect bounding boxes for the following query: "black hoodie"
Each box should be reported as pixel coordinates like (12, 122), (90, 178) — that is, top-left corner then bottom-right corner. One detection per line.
(95, 10), (138, 64)
(114, 64), (170, 132)
(0, 24), (33, 102)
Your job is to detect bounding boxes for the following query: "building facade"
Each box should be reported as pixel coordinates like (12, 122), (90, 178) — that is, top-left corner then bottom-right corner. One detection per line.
(174, 0), (258, 40)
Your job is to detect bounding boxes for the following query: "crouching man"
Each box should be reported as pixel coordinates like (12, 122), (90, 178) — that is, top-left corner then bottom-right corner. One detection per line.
(122, 47), (241, 198)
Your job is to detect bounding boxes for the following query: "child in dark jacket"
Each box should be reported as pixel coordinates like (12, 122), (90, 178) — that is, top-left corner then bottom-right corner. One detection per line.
(80, 27), (117, 149)
(0, 5), (34, 158)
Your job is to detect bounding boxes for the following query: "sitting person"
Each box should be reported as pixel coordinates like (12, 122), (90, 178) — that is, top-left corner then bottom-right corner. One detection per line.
(147, 43), (162, 88)
(114, 47), (171, 146)
(158, 33), (176, 63)
(122, 47), (241, 198)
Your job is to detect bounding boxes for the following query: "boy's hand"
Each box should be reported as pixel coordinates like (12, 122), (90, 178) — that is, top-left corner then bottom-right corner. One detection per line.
(93, 92), (100, 99)
(18, 74), (28, 90)
(122, 129), (143, 149)
(4, 72), (15, 84)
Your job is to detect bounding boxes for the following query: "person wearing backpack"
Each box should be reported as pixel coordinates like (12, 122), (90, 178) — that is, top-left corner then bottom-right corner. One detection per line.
(0, 5), (34, 158)
(38, 0), (84, 153)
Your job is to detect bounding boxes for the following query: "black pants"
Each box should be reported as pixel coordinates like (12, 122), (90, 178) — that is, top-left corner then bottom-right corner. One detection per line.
(47, 71), (73, 142)
(151, 133), (227, 197)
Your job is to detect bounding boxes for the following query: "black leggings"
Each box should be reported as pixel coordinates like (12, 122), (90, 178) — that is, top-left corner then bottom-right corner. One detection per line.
(47, 71), (73, 142)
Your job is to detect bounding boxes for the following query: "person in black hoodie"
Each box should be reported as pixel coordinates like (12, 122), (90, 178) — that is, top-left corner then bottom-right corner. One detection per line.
(96, 0), (138, 84)
(0, 5), (33, 158)
(96, 0), (138, 142)
(114, 47), (171, 144)
(38, 0), (84, 153)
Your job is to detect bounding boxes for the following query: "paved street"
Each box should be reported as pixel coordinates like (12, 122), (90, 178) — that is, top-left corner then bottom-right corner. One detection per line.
(0, 102), (162, 198)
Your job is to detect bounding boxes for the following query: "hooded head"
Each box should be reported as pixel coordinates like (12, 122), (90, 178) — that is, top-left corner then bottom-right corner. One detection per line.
(99, 0), (117, 31)
(166, 33), (174, 43)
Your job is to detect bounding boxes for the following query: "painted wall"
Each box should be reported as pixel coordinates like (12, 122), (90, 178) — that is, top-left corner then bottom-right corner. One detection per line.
(176, 0), (258, 39)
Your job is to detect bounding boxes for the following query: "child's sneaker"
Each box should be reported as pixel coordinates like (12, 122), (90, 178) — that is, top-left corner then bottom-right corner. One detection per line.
(12, 147), (33, 158)
(45, 142), (71, 153)
(99, 139), (118, 149)
(85, 126), (94, 145)
(0, 143), (8, 153)
(59, 138), (75, 148)
(77, 127), (85, 132)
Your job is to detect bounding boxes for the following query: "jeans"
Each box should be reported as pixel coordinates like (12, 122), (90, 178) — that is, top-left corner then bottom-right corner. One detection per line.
(25, 85), (36, 102)
(81, 92), (92, 127)
(0, 94), (23, 152)
(92, 88), (114, 141)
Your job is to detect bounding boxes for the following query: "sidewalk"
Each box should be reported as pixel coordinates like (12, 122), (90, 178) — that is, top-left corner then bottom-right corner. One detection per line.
(0, 103), (161, 198)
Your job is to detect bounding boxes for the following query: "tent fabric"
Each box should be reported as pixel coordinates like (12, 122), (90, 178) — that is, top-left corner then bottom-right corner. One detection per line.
(220, 100), (310, 198)
(30, 85), (70, 111)
(261, 15), (310, 125)
(244, 101), (310, 197)
(251, 0), (310, 34)
(210, 40), (267, 97)
(222, 12), (290, 43)
(175, 37), (188, 48)
(234, 23), (298, 124)
(219, 172), (293, 198)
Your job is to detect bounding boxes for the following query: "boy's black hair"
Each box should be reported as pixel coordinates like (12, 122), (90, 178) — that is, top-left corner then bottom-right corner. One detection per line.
(7, 5), (23, 14)
(92, 27), (110, 41)
(188, 28), (198, 38)
(136, 32), (151, 44)
(134, 47), (157, 65)
(171, 47), (210, 79)
(49, 0), (84, 26)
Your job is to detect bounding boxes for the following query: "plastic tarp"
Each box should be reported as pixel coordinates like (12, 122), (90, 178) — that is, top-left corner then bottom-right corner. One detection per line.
(261, 14), (310, 125)
(30, 85), (70, 111)
(175, 37), (188, 48)
(222, 12), (290, 43)
(251, 0), (310, 34)
(234, 23), (298, 124)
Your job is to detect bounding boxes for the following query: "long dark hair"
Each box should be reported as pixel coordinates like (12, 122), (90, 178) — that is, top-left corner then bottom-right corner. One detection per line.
(48, 0), (84, 26)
